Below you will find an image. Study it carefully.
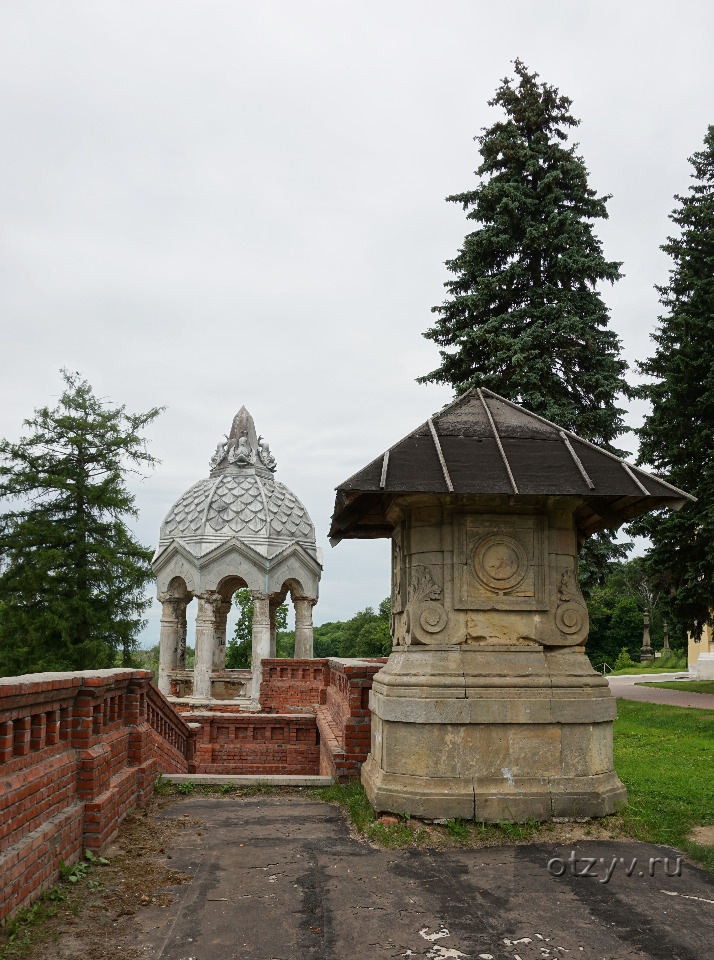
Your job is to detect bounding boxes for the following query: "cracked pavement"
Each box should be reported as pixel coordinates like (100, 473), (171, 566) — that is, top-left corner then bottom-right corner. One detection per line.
(122, 795), (714, 960)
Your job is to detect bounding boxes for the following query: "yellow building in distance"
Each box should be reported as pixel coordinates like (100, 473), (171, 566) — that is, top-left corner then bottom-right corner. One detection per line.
(688, 619), (714, 677)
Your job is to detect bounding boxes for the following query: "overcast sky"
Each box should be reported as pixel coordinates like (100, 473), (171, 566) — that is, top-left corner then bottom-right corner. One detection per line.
(1, 1), (712, 645)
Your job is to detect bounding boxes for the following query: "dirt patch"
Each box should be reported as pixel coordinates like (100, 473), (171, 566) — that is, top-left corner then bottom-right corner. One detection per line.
(689, 825), (714, 846)
(0, 794), (198, 960)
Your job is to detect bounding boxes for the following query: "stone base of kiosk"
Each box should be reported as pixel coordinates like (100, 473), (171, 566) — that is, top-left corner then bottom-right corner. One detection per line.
(361, 644), (628, 822)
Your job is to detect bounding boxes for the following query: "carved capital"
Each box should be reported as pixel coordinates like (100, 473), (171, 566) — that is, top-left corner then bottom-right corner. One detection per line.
(196, 591), (222, 621)
(251, 591), (270, 626)
(159, 594), (187, 621)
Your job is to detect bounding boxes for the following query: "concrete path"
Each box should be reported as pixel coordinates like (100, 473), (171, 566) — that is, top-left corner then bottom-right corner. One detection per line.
(121, 794), (714, 960)
(608, 675), (714, 709)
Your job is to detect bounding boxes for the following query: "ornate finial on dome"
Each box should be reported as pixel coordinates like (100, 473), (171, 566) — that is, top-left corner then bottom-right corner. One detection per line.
(209, 407), (277, 475)
(257, 435), (277, 473)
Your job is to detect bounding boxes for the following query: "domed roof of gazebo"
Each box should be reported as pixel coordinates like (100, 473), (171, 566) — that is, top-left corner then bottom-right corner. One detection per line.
(157, 407), (316, 560)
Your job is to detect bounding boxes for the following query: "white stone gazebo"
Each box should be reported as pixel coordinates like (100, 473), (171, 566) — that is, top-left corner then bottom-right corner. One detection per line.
(152, 407), (322, 705)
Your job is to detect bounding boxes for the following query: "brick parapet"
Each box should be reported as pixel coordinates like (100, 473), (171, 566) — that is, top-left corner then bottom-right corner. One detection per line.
(182, 712), (320, 776)
(0, 668), (189, 923)
(259, 659), (329, 713)
(257, 656), (385, 781)
(316, 658), (386, 781)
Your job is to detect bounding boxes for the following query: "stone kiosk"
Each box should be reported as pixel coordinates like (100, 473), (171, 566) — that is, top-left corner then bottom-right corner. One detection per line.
(152, 407), (322, 706)
(330, 388), (693, 821)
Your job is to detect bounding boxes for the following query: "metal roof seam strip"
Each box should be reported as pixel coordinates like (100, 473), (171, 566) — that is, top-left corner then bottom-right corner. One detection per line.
(479, 387), (693, 501)
(428, 418), (454, 493)
(621, 461), (651, 496)
(559, 431), (595, 490)
(478, 388), (519, 495)
(380, 450), (390, 489)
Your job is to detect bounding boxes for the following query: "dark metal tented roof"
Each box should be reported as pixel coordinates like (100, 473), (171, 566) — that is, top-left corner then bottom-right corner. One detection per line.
(329, 387), (694, 543)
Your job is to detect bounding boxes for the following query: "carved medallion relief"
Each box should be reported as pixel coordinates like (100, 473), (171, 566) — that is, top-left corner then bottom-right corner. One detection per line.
(455, 514), (547, 611)
(473, 535), (529, 592)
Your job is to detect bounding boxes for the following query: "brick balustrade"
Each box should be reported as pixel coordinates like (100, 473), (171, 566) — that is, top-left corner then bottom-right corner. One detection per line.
(146, 683), (193, 774)
(259, 657), (386, 780)
(0, 656), (387, 923)
(260, 659), (330, 713)
(0, 669), (192, 923)
(184, 712), (320, 775)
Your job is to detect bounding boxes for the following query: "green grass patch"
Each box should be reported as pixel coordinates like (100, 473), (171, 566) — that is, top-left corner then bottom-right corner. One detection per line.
(609, 664), (687, 676)
(613, 699), (714, 870)
(0, 850), (112, 960)
(156, 777), (287, 799)
(306, 780), (555, 848)
(635, 680), (714, 695)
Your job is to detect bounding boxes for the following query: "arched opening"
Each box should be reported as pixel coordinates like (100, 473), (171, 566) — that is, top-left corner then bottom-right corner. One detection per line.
(278, 578), (315, 659)
(158, 577), (193, 696)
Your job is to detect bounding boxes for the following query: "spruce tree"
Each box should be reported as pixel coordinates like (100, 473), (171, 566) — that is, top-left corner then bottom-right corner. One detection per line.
(632, 126), (714, 638)
(419, 60), (631, 589)
(0, 371), (162, 674)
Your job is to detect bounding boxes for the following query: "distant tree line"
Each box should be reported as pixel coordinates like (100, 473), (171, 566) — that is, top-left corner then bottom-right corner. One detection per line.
(132, 595), (392, 676)
(584, 558), (678, 671)
(225, 591), (391, 667)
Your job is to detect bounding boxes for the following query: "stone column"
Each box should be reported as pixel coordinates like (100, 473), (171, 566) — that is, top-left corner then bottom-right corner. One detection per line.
(250, 591), (271, 705)
(177, 602), (188, 669)
(194, 592), (222, 700)
(213, 601), (231, 671)
(640, 608), (654, 663)
(158, 594), (182, 696)
(268, 598), (282, 658)
(294, 597), (315, 659)
(663, 621), (670, 656)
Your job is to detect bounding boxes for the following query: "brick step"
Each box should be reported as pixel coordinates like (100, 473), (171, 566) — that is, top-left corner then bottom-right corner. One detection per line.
(162, 773), (333, 787)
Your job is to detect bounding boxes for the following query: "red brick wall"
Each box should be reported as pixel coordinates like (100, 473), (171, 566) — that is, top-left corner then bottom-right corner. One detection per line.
(0, 669), (187, 923)
(315, 659), (386, 781)
(259, 660), (329, 713)
(257, 656), (385, 781)
(182, 712), (320, 775)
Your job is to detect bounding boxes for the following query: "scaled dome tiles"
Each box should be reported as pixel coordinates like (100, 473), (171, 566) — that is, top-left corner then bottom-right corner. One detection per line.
(160, 475), (315, 554)
(155, 407), (317, 562)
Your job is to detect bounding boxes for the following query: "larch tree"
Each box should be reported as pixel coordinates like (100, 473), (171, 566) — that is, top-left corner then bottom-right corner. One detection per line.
(0, 371), (162, 674)
(419, 60), (631, 591)
(632, 126), (714, 639)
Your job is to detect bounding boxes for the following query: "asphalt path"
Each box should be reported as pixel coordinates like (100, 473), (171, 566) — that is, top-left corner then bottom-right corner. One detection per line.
(122, 794), (714, 960)
(608, 673), (714, 709)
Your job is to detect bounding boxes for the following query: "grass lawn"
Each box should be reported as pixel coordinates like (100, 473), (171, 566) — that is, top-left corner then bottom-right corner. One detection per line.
(608, 664), (688, 676)
(635, 680), (714, 695)
(613, 699), (714, 870)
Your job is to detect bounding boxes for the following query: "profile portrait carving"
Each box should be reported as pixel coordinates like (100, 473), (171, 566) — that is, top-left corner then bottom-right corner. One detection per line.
(473, 535), (529, 593)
